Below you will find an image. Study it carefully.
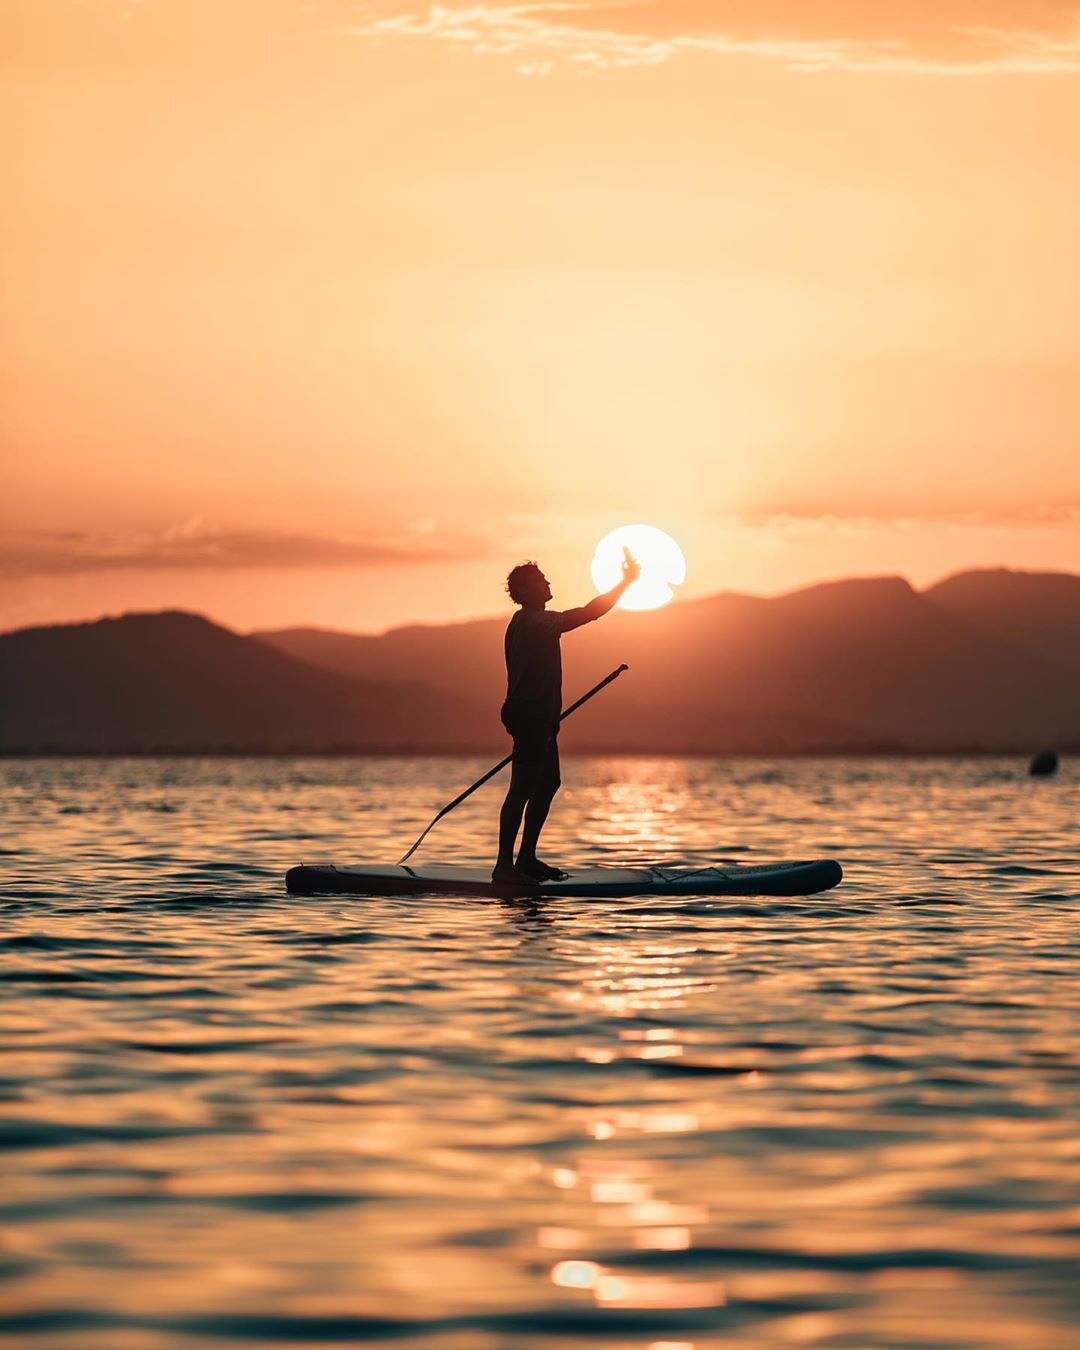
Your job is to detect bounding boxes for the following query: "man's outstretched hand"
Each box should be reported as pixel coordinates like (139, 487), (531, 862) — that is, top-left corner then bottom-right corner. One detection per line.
(561, 545), (642, 630)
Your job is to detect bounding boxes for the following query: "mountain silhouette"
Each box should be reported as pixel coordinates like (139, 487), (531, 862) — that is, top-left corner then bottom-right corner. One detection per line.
(3, 570), (1077, 754)
(924, 568), (1080, 675)
(257, 570), (1080, 753)
(0, 611), (494, 753)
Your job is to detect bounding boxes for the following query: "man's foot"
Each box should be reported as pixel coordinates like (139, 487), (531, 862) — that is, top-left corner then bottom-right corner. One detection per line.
(491, 862), (525, 885)
(517, 858), (569, 882)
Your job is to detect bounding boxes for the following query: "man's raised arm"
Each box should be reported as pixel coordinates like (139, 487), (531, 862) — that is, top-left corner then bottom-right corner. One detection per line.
(560, 549), (641, 633)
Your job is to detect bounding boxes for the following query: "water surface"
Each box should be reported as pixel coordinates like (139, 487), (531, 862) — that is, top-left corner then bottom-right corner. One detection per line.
(2, 756), (1078, 1347)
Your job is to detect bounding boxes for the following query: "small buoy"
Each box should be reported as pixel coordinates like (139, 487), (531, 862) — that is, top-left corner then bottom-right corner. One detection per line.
(1029, 751), (1059, 776)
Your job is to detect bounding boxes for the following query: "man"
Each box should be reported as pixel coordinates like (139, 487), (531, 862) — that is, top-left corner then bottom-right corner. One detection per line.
(493, 550), (640, 884)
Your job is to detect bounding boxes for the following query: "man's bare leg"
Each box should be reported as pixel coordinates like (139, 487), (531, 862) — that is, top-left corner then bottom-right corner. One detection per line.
(493, 784), (529, 882)
(517, 787), (557, 872)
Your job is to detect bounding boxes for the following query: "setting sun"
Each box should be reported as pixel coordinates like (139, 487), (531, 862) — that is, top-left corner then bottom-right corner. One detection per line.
(591, 525), (687, 611)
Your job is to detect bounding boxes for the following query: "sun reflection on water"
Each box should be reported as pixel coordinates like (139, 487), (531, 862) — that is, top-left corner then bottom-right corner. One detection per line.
(534, 926), (735, 1317)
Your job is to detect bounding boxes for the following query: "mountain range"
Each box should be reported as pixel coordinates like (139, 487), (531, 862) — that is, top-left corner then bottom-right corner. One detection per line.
(2, 569), (1078, 753)
(0, 611), (492, 753)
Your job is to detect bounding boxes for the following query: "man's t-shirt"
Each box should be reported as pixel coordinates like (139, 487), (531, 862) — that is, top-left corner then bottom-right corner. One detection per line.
(501, 608), (566, 732)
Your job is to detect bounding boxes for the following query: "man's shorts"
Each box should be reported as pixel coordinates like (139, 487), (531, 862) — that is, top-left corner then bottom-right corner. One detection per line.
(504, 720), (561, 798)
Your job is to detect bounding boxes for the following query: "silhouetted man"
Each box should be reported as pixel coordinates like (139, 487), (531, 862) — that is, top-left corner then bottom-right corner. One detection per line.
(493, 551), (640, 884)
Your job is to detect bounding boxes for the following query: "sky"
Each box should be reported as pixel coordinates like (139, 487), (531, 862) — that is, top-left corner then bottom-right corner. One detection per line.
(3, 0), (1079, 634)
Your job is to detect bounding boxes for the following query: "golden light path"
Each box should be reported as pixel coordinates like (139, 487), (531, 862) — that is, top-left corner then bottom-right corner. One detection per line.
(590, 524), (687, 611)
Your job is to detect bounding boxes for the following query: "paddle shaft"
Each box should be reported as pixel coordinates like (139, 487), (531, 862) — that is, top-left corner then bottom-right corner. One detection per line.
(397, 663), (629, 865)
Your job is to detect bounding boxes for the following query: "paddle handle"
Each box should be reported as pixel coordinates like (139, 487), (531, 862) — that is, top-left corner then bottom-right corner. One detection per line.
(397, 662), (629, 865)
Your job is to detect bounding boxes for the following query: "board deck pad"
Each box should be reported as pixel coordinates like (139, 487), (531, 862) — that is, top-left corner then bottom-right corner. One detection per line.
(285, 859), (843, 899)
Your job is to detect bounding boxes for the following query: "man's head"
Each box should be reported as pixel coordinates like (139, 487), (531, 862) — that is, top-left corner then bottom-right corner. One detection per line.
(506, 561), (552, 608)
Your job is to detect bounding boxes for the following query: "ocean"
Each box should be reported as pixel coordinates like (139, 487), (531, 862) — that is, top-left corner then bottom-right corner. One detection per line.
(2, 756), (1078, 1348)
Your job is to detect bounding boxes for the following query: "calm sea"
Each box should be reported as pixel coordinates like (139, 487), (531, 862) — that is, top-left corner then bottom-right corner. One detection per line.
(2, 756), (1078, 1349)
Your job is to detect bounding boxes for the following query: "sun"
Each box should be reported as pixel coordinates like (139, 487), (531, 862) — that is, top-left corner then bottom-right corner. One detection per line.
(590, 524), (687, 611)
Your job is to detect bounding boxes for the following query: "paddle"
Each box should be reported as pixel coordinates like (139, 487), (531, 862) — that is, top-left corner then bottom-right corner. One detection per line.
(397, 663), (629, 865)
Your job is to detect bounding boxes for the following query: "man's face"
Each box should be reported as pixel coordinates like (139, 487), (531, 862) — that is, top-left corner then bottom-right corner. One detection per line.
(524, 569), (553, 605)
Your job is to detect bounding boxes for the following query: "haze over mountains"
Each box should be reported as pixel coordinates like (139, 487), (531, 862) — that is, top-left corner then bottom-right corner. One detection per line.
(2, 570), (1078, 754)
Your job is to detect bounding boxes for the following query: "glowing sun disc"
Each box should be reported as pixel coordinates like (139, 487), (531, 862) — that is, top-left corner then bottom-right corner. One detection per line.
(591, 524), (686, 611)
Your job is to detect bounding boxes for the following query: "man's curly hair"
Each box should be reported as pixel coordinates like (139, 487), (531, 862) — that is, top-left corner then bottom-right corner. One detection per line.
(506, 561), (542, 604)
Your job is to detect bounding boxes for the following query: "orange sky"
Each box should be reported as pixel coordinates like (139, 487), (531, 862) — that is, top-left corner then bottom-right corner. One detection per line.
(3, 0), (1079, 633)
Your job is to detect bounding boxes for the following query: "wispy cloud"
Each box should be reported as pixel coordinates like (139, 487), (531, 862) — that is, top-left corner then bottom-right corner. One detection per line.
(0, 520), (491, 578)
(729, 503), (1080, 531)
(344, 1), (1080, 73)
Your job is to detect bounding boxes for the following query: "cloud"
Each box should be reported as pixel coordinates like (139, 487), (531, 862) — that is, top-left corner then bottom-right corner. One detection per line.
(345, 1), (1080, 73)
(0, 520), (491, 578)
(727, 503), (1080, 531)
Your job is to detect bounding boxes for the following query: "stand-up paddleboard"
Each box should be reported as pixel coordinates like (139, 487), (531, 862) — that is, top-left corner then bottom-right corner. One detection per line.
(285, 859), (842, 899)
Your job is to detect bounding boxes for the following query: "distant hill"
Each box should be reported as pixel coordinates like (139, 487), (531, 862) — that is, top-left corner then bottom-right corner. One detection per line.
(0, 611), (495, 753)
(257, 569), (1080, 753)
(924, 569), (1080, 675)
(3, 570), (1077, 754)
